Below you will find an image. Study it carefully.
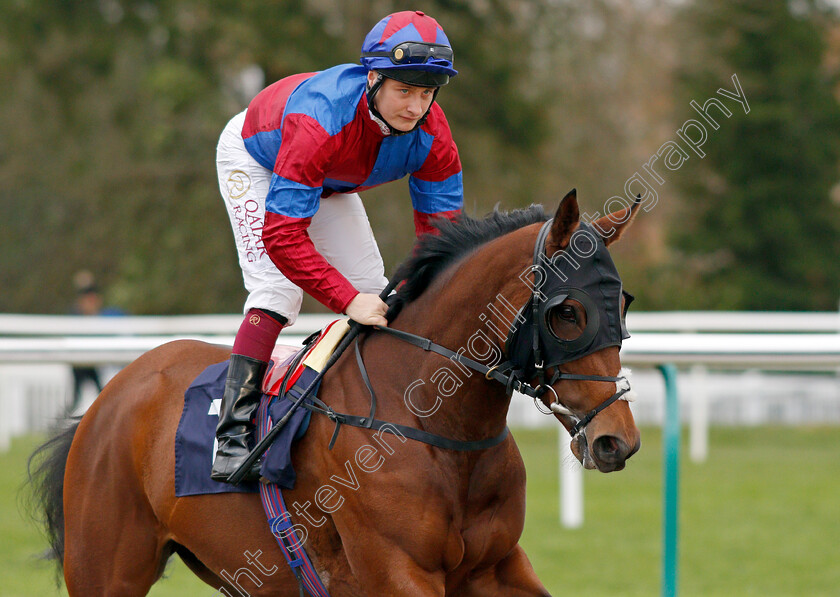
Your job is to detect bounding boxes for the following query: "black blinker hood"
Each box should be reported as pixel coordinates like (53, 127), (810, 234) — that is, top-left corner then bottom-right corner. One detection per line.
(505, 220), (630, 378)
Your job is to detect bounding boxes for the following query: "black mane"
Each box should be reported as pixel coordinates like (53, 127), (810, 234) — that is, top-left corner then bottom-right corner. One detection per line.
(387, 204), (548, 318)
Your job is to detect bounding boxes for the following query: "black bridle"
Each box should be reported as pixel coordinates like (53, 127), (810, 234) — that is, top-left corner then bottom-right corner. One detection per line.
(367, 326), (630, 440)
(503, 219), (632, 436)
(228, 219), (632, 484)
(311, 218), (631, 448)
(366, 219), (631, 439)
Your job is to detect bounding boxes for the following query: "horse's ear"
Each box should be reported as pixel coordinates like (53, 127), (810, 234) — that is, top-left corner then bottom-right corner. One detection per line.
(546, 188), (580, 254)
(592, 195), (642, 246)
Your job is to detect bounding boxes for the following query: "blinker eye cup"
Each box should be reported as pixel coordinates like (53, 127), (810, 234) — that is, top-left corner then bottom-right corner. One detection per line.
(363, 42), (453, 65)
(539, 289), (600, 353)
(543, 295), (585, 343)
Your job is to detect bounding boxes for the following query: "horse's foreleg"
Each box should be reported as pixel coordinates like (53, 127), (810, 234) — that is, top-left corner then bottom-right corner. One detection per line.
(452, 545), (551, 597)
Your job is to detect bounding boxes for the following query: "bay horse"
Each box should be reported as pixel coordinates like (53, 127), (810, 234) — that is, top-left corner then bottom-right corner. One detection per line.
(29, 191), (640, 596)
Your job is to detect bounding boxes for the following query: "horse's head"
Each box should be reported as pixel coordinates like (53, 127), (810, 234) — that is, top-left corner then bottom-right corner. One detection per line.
(388, 191), (641, 471)
(505, 190), (641, 472)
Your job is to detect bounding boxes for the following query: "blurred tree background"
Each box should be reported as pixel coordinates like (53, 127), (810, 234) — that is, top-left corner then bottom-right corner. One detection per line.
(1, 0), (838, 314)
(670, 0), (840, 309)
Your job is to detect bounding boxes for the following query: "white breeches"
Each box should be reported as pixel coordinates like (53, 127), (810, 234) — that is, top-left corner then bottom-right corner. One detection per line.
(216, 110), (388, 326)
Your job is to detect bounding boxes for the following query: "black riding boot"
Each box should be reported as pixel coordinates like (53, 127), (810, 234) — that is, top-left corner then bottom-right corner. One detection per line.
(210, 354), (268, 483)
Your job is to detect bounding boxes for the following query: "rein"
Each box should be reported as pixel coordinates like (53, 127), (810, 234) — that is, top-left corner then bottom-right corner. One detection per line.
(351, 325), (631, 441)
(278, 315), (629, 454)
(301, 331), (510, 452)
(228, 219), (633, 484)
(284, 318), (630, 452)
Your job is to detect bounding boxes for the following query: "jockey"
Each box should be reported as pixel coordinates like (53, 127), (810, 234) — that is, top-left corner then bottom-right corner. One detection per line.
(212, 10), (463, 482)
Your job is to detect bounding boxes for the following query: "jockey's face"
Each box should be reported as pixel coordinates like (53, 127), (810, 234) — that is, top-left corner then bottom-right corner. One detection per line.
(368, 71), (435, 132)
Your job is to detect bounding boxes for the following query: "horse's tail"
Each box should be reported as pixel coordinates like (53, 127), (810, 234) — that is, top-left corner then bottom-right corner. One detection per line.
(26, 417), (81, 582)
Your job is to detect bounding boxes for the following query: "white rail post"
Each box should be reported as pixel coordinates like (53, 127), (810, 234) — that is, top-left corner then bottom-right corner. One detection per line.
(689, 364), (709, 463)
(559, 426), (583, 528)
(0, 369), (27, 452)
(0, 384), (9, 452)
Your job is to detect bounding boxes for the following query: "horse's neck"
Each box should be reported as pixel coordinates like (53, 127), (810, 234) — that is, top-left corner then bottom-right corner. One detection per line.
(388, 251), (528, 442)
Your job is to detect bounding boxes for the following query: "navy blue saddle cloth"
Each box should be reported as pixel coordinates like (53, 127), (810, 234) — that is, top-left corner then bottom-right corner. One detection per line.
(174, 358), (318, 497)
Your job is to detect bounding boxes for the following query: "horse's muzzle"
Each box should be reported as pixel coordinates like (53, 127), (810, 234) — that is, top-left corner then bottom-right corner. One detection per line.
(572, 432), (640, 472)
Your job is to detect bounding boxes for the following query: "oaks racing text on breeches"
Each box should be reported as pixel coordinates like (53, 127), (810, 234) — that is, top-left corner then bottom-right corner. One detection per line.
(216, 110), (389, 325)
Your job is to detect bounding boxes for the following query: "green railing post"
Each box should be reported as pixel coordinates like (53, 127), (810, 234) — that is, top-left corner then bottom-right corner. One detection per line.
(658, 363), (680, 597)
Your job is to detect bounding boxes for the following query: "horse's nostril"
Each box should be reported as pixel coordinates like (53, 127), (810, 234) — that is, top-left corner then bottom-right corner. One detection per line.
(592, 435), (629, 464)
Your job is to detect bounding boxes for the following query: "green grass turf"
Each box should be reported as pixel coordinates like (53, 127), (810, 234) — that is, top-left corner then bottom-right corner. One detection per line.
(3, 426), (839, 596)
(518, 426), (840, 597)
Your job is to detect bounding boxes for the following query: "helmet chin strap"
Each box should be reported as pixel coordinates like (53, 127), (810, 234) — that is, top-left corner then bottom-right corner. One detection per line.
(366, 72), (439, 136)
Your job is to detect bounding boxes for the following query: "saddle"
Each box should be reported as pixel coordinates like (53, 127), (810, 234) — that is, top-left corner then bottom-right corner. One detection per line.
(252, 318), (352, 487)
(262, 318), (351, 395)
(173, 319), (351, 498)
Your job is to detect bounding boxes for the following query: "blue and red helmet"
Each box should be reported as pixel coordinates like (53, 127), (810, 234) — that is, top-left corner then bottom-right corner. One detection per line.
(361, 11), (457, 88)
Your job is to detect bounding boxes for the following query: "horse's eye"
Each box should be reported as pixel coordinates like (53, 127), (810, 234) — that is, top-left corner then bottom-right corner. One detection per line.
(547, 301), (586, 342)
(557, 305), (576, 322)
